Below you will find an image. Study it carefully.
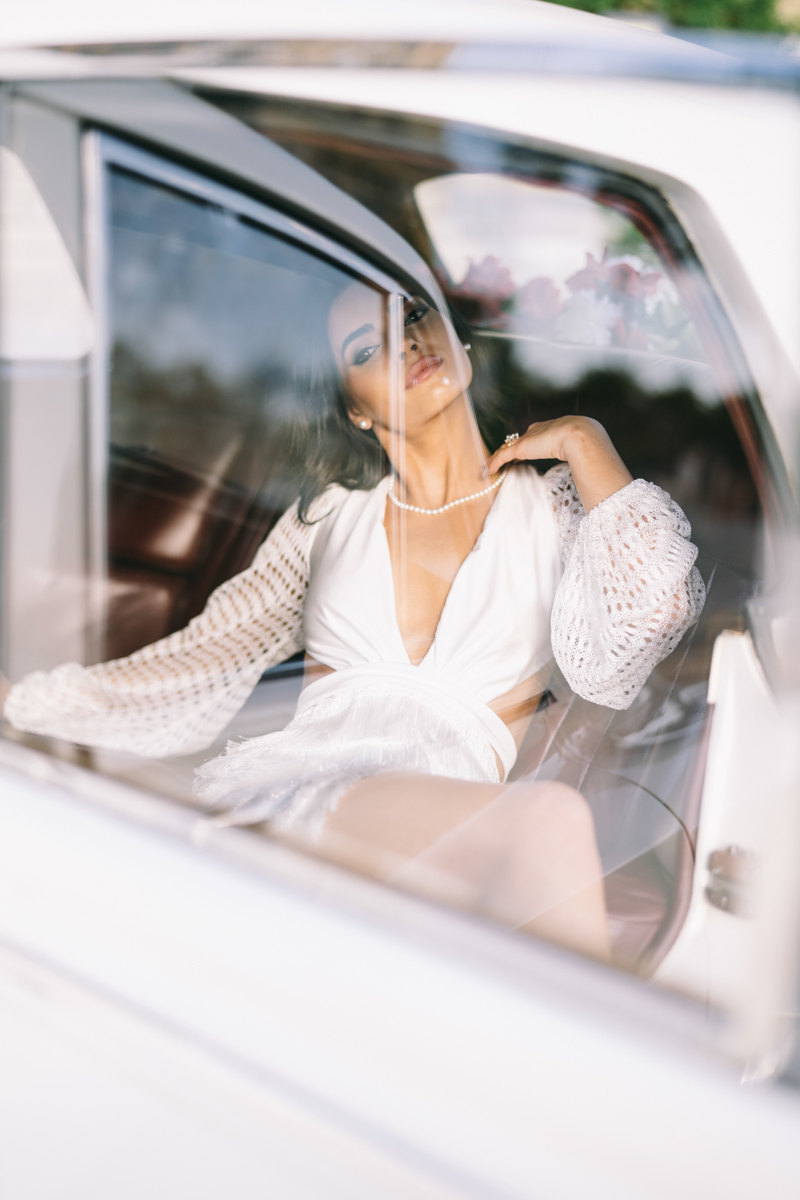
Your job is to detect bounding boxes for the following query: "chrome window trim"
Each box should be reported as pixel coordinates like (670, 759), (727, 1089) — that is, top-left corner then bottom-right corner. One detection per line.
(82, 129), (110, 665)
(35, 37), (792, 89)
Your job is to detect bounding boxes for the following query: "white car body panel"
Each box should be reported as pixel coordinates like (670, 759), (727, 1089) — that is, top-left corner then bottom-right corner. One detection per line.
(0, 0), (722, 57)
(654, 633), (800, 1053)
(1, 749), (800, 1199)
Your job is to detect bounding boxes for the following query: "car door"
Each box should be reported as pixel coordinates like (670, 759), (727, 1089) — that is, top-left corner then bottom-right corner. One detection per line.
(1, 68), (800, 1199)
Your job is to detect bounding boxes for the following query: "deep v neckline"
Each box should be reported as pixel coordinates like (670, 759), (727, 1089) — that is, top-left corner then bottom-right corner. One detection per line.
(378, 470), (511, 667)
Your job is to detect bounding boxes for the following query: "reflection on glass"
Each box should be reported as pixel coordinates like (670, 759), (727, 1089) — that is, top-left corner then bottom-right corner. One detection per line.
(2, 159), (714, 970)
(416, 173), (709, 392)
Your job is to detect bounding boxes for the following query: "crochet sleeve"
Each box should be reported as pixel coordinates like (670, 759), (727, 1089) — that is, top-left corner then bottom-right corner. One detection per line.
(4, 500), (317, 757)
(545, 464), (706, 710)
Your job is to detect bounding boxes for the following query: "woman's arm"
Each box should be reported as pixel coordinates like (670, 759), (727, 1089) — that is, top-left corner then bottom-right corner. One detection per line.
(3, 501), (319, 757)
(490, 418), (704, 710)
(487, 415), (632, 512)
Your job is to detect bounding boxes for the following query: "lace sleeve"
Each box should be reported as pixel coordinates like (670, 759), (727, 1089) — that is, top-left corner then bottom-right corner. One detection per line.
(4, 499), (320, 757)
(544, 464), (706, 710)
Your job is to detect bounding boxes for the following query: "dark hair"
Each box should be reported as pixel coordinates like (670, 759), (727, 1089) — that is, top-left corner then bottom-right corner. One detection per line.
(288, 294), (513, 523)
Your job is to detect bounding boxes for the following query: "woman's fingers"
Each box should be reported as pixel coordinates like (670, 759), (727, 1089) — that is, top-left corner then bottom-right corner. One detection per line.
(487, 444), (527, 473)
(486, 414), (632, 511)
(487, 416), (618, 474)
(528, 416), (634, 510)
(487, 422), (561, 472)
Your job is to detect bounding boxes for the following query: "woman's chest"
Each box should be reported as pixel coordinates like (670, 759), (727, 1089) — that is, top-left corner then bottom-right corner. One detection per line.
(383, 499), (496, 665)
(303, 472), (563, 694)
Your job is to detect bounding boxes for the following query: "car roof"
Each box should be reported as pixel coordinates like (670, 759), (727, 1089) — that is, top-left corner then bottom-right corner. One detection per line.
(1, 0), (717, 61)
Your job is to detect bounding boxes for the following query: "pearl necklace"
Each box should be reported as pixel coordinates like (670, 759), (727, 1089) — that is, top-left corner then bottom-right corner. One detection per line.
(387, 470), (507, 515)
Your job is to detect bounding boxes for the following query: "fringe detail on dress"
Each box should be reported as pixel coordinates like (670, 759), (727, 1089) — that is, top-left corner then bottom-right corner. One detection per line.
(193, 682), (500, 840)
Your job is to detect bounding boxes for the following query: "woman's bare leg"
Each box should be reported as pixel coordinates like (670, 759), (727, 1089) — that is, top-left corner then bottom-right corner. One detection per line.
(319, 774), (610, 961)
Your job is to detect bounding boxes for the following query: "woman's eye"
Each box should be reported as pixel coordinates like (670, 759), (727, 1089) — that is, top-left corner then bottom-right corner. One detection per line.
(352, 345), (378, 366)
(404, 304), (429, 326)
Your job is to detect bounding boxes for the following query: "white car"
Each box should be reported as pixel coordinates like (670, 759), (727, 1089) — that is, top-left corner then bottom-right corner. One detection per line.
(1, 3), (800, 1196)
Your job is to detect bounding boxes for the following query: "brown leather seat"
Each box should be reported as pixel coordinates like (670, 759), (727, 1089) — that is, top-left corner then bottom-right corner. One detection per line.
(104, 445), (279, 661)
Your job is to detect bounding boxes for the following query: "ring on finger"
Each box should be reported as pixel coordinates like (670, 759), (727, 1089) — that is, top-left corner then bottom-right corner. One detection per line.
(504, 432), (520, 447)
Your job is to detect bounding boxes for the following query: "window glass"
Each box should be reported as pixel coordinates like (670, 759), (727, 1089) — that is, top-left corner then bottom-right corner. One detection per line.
(104, 166), (356, 660)
(0, 119), (770, 1001)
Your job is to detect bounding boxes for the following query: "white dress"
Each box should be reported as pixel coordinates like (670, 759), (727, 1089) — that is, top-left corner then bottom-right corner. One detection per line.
(4, 465), (705, 838)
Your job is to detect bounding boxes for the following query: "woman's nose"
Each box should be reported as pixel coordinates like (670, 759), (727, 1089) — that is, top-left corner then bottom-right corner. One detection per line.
(399, 339), (420, 360)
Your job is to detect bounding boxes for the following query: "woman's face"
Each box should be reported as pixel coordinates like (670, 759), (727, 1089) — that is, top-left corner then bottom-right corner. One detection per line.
(328, 283), (473, 437)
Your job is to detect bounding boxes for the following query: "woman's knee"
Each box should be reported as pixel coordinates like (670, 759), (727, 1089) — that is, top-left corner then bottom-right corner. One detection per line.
(521, 781), (598, 843)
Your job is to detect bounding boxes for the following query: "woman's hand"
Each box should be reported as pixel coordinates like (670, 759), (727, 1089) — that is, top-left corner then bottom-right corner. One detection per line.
(487, 416), (633, 513)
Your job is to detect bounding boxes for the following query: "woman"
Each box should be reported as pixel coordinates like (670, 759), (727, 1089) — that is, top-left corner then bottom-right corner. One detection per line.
(4, 282), (705, 960)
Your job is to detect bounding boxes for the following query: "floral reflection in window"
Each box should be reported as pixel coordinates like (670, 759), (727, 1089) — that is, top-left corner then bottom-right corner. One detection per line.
(416, 174), (705, 364)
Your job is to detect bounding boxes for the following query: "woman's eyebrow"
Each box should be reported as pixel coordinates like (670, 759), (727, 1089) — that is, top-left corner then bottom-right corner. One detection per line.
(341, 323), (375, 357)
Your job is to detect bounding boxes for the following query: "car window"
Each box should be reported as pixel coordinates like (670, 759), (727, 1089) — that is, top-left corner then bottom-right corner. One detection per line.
(203, 94), (770, 978)
(0, 108), (773, 1004)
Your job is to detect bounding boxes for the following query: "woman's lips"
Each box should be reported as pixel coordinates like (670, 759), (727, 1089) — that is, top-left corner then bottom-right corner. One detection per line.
(405, 355), (443, 389)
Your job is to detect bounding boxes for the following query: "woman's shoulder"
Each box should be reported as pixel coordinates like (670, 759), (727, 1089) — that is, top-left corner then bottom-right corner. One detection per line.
(508, 461), (575, 508)
(306, 483), (352, 521)
(303, 478), (390, 564)
(289, 481), (369, 530)
(503, 463), (582, 557)
(314, 477), (388, 519)
(248, 487), (353, 571)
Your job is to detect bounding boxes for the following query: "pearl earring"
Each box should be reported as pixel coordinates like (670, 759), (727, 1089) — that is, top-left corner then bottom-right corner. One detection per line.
(462, 342), (471, 351)
(359, 420), (370, 429)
